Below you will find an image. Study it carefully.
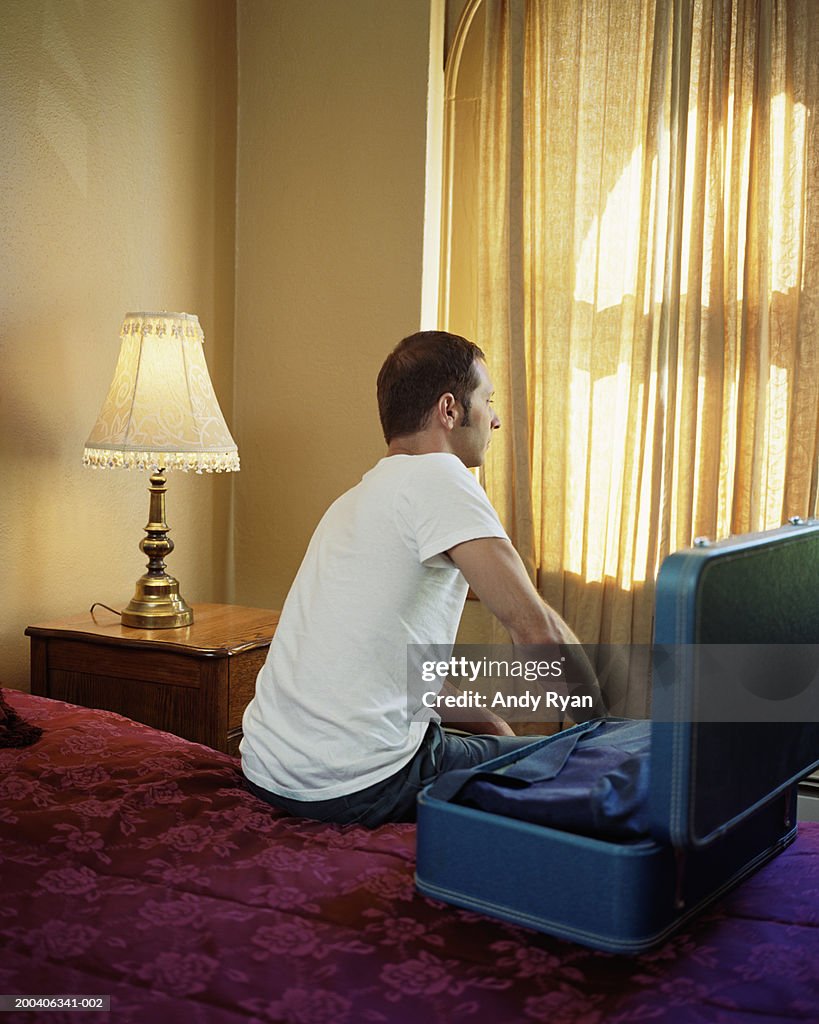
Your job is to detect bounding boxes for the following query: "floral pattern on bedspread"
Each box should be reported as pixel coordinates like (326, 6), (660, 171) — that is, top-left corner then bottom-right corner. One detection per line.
(1, 690), (818, 1024)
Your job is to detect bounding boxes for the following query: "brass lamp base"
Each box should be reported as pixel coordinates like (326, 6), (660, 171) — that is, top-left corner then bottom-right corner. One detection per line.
(122, 574), (193, 629)
(122, 469), (194, 630)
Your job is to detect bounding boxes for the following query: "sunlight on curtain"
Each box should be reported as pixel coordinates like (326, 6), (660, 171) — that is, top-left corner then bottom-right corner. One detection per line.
(443, 0), (818, 689)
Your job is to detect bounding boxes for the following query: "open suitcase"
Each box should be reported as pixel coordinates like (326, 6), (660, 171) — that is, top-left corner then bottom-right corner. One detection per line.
(415, 521), (819, 952)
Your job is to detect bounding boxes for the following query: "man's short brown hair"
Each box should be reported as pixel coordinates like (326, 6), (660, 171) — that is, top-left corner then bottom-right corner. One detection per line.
(376, 331), (486, 443)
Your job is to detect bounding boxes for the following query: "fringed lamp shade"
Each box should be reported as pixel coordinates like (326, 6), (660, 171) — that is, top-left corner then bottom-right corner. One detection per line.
(83, 312), (239, 473)
(84, 312), (239, 629)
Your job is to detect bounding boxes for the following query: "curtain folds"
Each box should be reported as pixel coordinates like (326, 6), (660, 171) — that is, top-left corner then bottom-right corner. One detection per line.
(447, 0), (819, 710)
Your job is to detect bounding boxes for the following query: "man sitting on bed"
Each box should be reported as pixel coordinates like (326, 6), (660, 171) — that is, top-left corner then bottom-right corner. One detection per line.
(241, 330), (603, 826)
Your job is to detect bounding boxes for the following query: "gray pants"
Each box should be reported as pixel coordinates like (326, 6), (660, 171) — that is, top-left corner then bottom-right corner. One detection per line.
(244, 722), (540, 828)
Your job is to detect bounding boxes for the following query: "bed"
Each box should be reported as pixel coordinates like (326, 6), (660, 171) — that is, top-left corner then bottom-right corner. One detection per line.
(2, 689), (819, 1024)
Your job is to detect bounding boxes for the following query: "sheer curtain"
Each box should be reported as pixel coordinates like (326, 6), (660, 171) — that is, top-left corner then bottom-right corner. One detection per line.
(445, 0), (819, 710)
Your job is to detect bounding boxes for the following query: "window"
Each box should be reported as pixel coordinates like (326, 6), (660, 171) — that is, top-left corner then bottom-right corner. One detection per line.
(441, 0), (818, 680)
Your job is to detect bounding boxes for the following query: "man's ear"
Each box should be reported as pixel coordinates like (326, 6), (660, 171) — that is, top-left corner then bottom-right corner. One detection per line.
(436, 392), (459, 431)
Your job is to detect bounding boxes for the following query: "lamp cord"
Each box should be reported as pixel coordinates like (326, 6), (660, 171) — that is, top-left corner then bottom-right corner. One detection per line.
(89, 602), (123, 621)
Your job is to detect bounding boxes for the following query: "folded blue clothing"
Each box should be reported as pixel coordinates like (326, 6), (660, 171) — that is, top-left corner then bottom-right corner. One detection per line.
(429, 719), (652, 841)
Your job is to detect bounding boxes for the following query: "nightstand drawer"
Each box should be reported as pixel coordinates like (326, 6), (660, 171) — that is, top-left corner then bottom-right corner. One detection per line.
(48, 667), (203, 738)
(50, 639), (201, 687)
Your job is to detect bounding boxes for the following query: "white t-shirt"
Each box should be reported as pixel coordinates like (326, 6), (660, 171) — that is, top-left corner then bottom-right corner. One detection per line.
(240, 452), (509, 801)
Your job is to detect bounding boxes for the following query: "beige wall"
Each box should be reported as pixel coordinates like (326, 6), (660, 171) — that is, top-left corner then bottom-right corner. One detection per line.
(0, 0), (237, 689)
(232, 0), (433, 609)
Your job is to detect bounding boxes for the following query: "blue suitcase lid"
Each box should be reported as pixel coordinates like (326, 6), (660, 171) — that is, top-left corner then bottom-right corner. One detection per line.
(649, 520), (819, 847)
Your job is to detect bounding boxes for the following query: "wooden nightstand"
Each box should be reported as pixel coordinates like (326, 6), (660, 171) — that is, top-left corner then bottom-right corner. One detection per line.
(26, 604), (279, 756)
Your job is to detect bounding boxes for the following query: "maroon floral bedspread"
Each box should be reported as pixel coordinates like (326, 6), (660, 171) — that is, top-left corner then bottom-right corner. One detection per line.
(1, 690), (818, 1023)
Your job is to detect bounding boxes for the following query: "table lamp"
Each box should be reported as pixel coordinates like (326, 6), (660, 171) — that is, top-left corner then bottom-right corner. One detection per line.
(83, 311), (239, 628)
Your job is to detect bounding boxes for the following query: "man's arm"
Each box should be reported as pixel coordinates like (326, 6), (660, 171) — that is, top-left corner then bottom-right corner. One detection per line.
(447, 537), (606, 719)
(448, 537), (576, 644)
